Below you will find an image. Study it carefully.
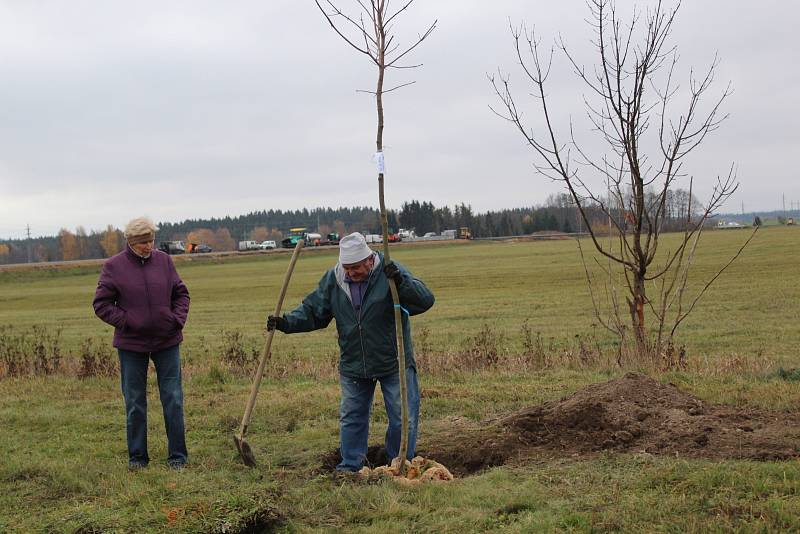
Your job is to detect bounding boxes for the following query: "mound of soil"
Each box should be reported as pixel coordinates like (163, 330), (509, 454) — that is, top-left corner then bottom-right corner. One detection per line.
(416, 373), (800, 475)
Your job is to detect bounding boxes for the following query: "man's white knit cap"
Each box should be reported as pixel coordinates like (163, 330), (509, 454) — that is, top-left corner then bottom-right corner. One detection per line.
(339, 232), (373, 264)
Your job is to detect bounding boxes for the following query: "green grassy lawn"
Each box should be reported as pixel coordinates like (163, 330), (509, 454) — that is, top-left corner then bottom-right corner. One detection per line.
(2, 226), (797, 362)
(1, 227), (799, 532)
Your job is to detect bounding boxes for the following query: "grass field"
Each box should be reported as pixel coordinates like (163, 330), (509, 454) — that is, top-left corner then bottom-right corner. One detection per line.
(1, 227), (799, 532)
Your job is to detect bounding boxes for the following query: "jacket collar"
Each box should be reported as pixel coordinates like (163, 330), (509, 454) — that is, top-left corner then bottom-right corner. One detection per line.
(335, 251), (381, 298)
(125, 244), (152, 263)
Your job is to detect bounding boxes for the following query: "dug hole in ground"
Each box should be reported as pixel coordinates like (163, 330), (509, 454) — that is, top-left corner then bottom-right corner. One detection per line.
(322, 373), (800, 480)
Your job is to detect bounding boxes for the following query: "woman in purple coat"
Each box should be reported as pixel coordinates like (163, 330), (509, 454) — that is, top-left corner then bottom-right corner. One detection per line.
(93, 217), (190, 470)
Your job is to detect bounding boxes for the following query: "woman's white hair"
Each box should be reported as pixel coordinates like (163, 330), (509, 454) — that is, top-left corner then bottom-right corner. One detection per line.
(124, 217), (157, 239)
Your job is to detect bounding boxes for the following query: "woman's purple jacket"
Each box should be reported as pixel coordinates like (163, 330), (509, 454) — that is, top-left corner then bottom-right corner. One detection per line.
(93, 247), (190, 353)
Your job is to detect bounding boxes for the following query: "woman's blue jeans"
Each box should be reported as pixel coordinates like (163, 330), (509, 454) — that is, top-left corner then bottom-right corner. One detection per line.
(118, 344), (188, 466)
(337, 367), (420, 472)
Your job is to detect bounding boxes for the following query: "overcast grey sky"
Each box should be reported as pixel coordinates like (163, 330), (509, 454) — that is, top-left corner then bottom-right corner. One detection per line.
(1, 0), (797, 239)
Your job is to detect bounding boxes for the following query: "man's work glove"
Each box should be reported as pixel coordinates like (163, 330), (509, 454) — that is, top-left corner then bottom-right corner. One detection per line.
(266, 315), (285, 332)
(383, 261), (402, 283)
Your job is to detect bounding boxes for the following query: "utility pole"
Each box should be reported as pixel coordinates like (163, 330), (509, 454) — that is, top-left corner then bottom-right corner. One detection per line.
(26, 224), (32, 263)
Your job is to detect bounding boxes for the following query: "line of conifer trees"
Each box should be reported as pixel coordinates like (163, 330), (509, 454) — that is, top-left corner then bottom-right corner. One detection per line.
(0, 191), (699, 264)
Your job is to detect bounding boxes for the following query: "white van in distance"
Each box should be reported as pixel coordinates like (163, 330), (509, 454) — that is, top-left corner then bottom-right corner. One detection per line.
(238, 240), (260, 251)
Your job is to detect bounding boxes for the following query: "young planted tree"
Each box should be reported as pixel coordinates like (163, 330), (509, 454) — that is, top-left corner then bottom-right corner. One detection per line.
(314, 0), (436, 467)
(491, 0), (756, 363)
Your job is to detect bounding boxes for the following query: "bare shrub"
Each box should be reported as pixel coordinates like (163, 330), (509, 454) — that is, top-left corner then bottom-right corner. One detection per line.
(220, 329), (260, 375)
(461, 323), (504, 370)
(0, 325), (63, 378)
(77, 338), (118, 378)
(537, 333), (606, 370)
(519, 319), (547, 369)
(414, 326), (432, 360)
(31, 325), (63, 375)
(0, 325), (30, 377)
(659, 342), (688, 372)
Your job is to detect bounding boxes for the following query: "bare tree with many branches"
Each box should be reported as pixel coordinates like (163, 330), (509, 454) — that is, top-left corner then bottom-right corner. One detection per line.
(490, 0), (756, 363)
(315, 0), (436, 469)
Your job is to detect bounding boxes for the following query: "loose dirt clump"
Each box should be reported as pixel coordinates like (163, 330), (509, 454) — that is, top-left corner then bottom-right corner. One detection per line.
(417, 373), (800, 475)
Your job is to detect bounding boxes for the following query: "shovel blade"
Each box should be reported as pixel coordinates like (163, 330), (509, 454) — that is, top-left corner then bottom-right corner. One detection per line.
(233, 434), (258, 468)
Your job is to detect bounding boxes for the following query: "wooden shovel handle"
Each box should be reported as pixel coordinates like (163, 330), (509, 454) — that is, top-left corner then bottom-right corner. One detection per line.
(238, 239), (304, 436)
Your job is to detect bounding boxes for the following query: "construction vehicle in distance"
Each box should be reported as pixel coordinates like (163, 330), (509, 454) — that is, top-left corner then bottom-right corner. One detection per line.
(305, 232), (323, 246)
(158, 241), (185, 255)
(322, 232), (340, 245)
(281, 228), (307, 248)
(282, 228), (341, 248)
(186, 243), (212, 253)
(458, 227), (472, 239)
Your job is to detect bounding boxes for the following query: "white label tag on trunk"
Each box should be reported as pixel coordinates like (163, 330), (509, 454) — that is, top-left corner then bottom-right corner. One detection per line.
(373, 151), (386, 174)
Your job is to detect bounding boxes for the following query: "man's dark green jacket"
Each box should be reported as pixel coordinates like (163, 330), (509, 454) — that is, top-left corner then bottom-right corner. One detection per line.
(279, 252), (434, 378)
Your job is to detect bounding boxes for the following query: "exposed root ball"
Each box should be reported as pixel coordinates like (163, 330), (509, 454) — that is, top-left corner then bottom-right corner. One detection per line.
(358, 456), (454, 485)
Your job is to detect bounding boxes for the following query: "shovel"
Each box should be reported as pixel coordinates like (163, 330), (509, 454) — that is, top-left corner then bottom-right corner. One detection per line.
(234, 239), (304, 467)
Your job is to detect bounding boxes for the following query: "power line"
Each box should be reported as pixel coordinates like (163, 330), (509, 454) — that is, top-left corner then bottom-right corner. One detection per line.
(26, 224), (32, 263)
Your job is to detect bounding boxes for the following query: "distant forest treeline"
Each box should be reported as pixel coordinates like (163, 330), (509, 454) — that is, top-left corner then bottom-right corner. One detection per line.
(0, 190), (760, 264)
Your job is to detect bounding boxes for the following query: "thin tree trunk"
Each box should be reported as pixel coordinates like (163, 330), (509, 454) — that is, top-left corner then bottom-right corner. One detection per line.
(374, 17), (409, 471)
(631, 271), (647, 357)
(313, 0), (435, 472)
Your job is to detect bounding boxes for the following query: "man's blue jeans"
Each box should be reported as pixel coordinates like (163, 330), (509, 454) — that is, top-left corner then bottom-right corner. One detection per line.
(337, 367), (420, 472)
(118, 344), (188, 466)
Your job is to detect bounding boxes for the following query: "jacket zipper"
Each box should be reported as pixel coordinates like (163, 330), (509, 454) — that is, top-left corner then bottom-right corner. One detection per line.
(356, 281), (368, 378)
(357, 319), (367, 378)
(141, 257), (153, 351)
(355, 270), (377, 378)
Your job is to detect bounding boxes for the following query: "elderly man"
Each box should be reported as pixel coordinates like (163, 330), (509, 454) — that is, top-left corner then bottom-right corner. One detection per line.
(268, 232), (434, 472)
